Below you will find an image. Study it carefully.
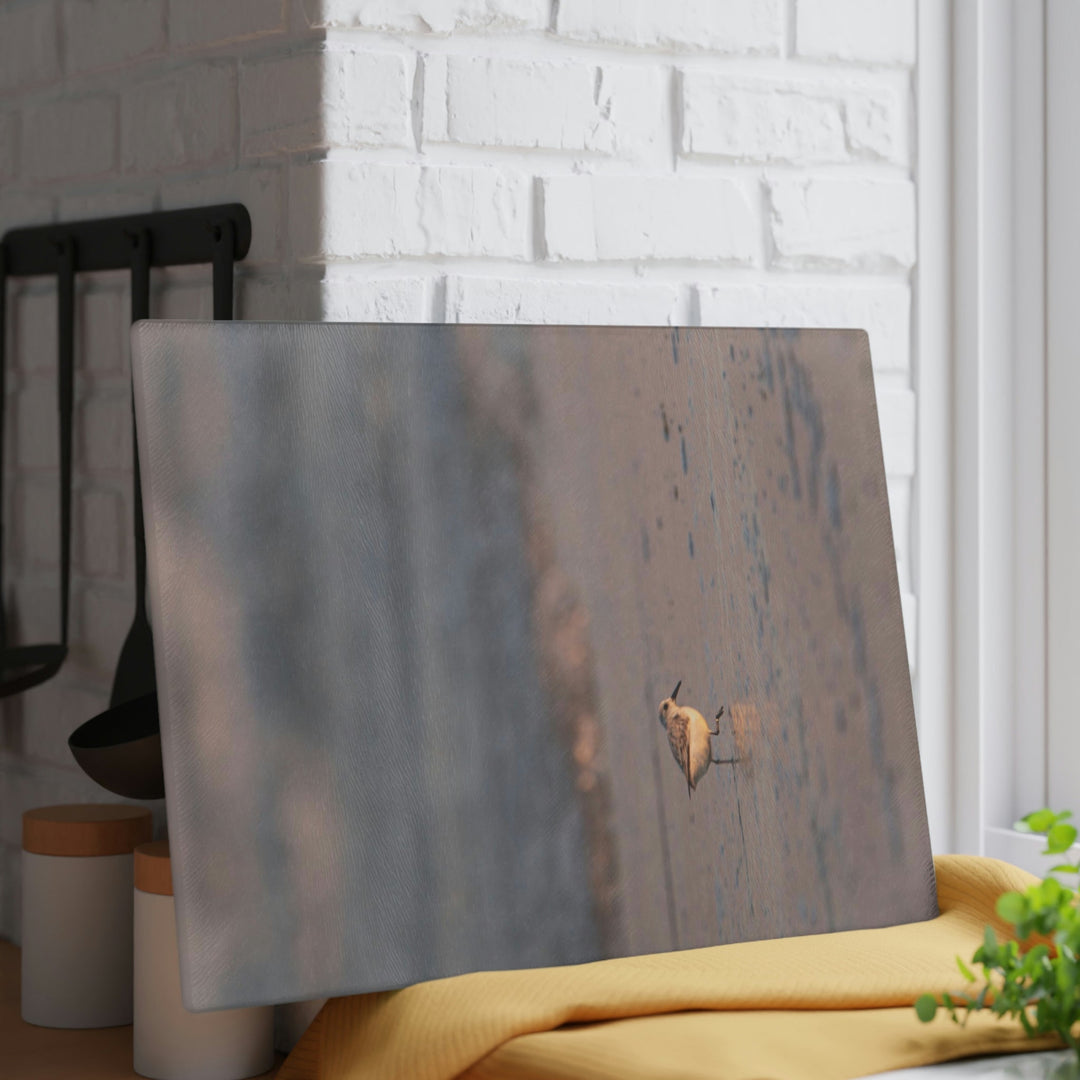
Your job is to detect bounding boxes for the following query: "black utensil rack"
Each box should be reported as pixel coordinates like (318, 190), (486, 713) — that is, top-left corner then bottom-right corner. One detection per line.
(0, 204), (251, 699)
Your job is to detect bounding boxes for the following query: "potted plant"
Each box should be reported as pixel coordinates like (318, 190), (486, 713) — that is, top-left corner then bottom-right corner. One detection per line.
(916, 809), (1080, 1060)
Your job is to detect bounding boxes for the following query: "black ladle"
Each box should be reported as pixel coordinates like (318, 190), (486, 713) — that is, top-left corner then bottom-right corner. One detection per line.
(112, 227), (156, 708)
(68, 691), (163, 799)
(70, 228), (160, 796)
(0, 238), (75, 697)
(70, 221), (236, 800)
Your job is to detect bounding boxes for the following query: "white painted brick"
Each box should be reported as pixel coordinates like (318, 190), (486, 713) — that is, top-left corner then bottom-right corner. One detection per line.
(291, 161), (530, 260)
(18, 480), (57, 568)
(78, 289), (125, 376)
(0, 112), (16, 183)
(77, 584), (133, 677)
(77, 488), (124, 578)
(13, 291), (57, 374)
(16, 381), (58, 470)
(0, 190), (53, 236)
(121, 64), (237, 175)
(321, 275), (430, 321)
(876, 385), (914, 477)
(845, 88), (905, 160)
(0, 2), (60, 93)
(239, 49), (330, 156)
(170, 0), (285, 47)
(59, 188), (154, 221)
(796, 0), (916, 65)
(9, 581), (60, 648)
(446, 275), (680, 324)
(424, 55), (665, 162)
(161, 166), (283, 265)
(62, 0), (164, 74)
(307, 0), (547, 33)
(417, 167), (529, 258)
(695, 281), (910, 373)
(681, 74), (904, 164)
(80, 392), (131, 473)
(22, 96), (118, 183)
(768, 177), (915, 270)
(237, 276), (324, 321)
(556, 0), (782, 54)
(327, 47), (414, 149)
(543, 175), (759, 263)
(21, 682), (109, 768)
(154, 280), (212, 319)
(242, 47), (411, 156)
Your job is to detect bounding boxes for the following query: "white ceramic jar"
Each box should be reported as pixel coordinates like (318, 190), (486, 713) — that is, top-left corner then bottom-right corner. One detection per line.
(21, 803), (153, 1028)
(133, 840), (275, 1080)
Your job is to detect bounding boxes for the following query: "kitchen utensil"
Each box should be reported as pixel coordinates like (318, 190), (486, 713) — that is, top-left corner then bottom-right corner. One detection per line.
(69, 220), (237, 800)
(0, 238), (75, 696)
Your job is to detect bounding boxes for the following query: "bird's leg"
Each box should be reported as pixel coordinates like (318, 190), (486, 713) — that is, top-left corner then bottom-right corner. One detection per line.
(709, 705), (726, 736)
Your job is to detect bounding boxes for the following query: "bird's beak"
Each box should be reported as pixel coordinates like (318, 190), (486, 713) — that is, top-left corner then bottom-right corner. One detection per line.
(671, 680), (681, 701)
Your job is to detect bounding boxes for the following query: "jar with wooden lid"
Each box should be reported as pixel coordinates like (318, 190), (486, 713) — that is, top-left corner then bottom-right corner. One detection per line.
(21, 802), (153, 1028)
(133, 840), (274, 1080)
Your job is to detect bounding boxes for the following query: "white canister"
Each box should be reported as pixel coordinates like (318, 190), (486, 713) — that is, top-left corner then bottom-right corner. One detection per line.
(133, 840), (275, 1080)
(21, 802), (153, 1028)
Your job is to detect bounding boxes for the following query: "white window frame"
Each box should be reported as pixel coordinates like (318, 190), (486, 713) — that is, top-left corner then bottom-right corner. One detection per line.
(1046, 1), (1080, 819)
(917, 0), (1055, 871)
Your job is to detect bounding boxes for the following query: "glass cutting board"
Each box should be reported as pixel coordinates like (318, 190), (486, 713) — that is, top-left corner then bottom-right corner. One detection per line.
(131, 322), (935, 1011)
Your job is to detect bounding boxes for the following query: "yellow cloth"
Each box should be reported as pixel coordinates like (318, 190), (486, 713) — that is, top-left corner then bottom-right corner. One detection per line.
(279, 856), (1063, 1080)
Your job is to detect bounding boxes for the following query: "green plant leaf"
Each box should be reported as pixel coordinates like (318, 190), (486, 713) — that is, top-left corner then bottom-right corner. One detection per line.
(997, 892), (1027, 925)
(1042, 878), (1064, 904)
(1021, 809), (1059, 834)
(1047, 823), (1078, 854)
(915, 994), (938, 1023)
(957, 956), (977, 982)
(1049, 864), (1078, 875)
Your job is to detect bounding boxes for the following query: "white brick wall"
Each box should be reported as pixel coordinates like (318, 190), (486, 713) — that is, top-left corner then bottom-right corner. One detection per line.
(0, 0), (921, 963)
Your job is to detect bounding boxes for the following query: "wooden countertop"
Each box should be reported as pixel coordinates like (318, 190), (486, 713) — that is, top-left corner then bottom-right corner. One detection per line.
(0, 939), (283, 1078)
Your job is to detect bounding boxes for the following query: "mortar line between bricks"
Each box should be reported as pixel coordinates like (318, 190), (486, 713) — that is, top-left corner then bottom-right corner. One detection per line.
(297, 148), (914, 180)
(318, 26), (914, 74)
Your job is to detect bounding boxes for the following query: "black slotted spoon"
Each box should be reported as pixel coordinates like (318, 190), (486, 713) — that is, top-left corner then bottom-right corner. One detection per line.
(0, 237), (76, 697)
